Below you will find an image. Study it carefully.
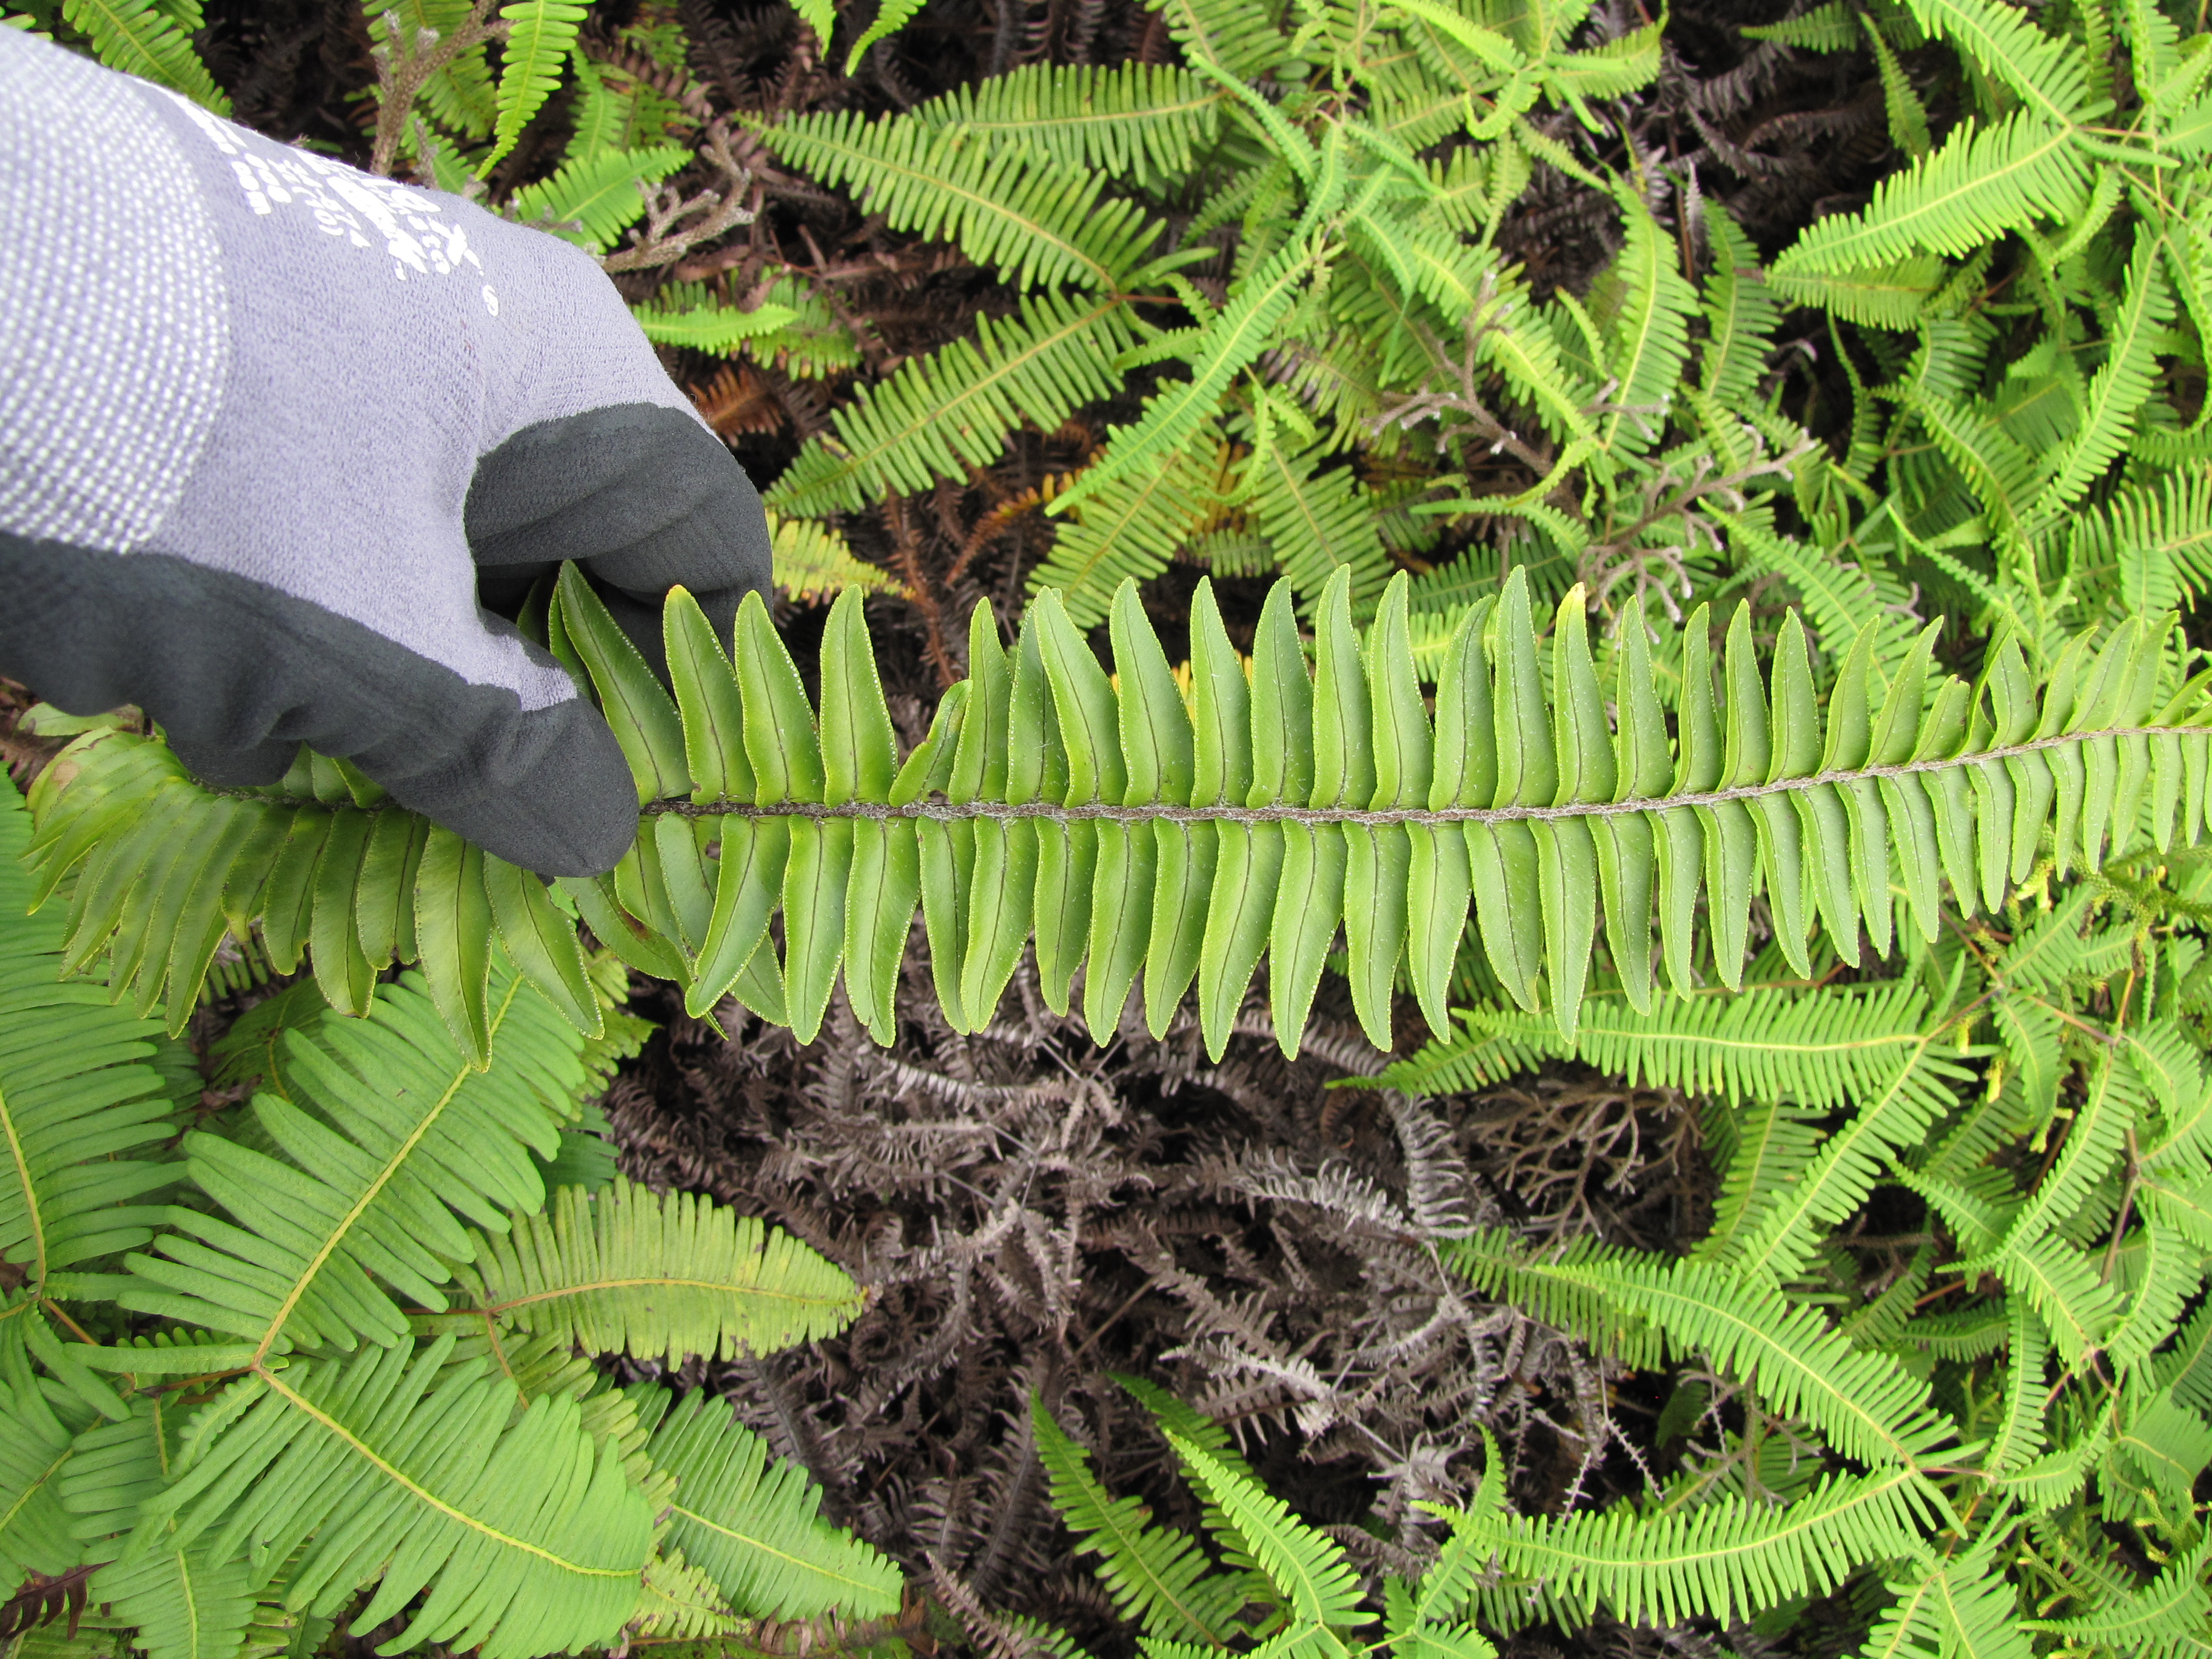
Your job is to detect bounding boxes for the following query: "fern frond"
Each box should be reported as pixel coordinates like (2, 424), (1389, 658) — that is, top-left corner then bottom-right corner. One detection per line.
(766, 293), (1137, 515)
(1766, 256), (1942, 328)
(1899, 0), (2093, 123)
(0, 1307), (79, 1585)
(1771, 115), (2090, 276)
(0, 774), (177, 1296)
(1378, 980), (1934, 1108)
(118, 965), (592, 1358)
(1248, 442), (1393, 614)
(1460, 1466), (1938, 1626)
(2025, 1534), (2212, 1657)
(1025, 436), (1225, 626)
(58, 1399), (255, 1659)
(647, 1393), (903, 1618)
(1032, 1398), (1250, 1644)
(770, 514), (897, 604)
(1593, 199), (1697, 455)
(2029, 235), (2174, 522)
(485, 0), (588, 170)
(1048, 241), (1315, 517)
(449, 1177), (862, 1363)
(130, 1338), (651, 1657)
(1164, 1433), (1370, 1630)
(763, 112), (1161, 291)
(1700, 207), (1780, 407)
(508, 144), (690, 250)
(631, 1550), (744, 1639)
(32, 560), (2212, 1075)
(632, 286), (799, 355)
(1498, 1253), (1956, 1466)
(60, 0), (227, 110)
(911, 64), (1225, 190)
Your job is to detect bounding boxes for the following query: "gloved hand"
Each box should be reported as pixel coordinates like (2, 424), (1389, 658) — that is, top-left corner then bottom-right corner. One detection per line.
(0, 25), (770, 877)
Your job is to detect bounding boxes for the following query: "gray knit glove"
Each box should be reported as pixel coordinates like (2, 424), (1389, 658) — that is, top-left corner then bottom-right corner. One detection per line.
(0, 25), (770, 876)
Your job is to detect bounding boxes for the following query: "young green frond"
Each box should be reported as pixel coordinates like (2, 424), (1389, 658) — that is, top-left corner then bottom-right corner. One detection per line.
(1162, 1433), (1371, 1631)
(508, 142), (690, 249)
(118, 963), (594, 1360)
(908, 63), (1226, 189)
(449, 1178), (864, 1363)
(0, 775), (178, 1297)
(767, 293), (1137, 515)
(1458, 1466), (1940, 1627)
(1771, 115), (2090, 275)
(1032, 1398), (1254, 1644)
(60, 0), (230, 110)
(763, 111), (1164, 292)
(130, 1336), (652, 1657)
(485, 0), (589, 170)
(647, 1393), (904, 1618)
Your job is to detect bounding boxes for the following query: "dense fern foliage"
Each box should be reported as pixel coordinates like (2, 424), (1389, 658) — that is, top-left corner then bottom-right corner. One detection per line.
(20, 0), (2212, 1652)
(0, 760), (900, 1657)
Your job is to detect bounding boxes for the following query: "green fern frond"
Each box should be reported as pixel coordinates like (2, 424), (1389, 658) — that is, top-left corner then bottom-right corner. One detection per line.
(0, 1305), (79, 1585)
(1375, 980), (1937, 1109)
(130, 1336), (652, 1657)
(771, 512), (897, 603)
(1249, 441), (1393, 614)
(1025, 435), (1225, 626)
(1771, 115), (2090, 276)
(632, 1549), (745, 1638)
(632, 285), (800, 354)
(1592, 199), (1697, 454)
(1700, 206), (1780, 407)
(1491, 1253), (1957, 1466)
(36, 557), (2212, 1070)
(61, 0), (227, 110)
(766, 293), (1137, 515)
(1766, 255), (1943, 328)
(648, 1393), (904, 1618)
(118, 963), (591, 1358)
(59, 1399), (256, 1659)
(910, 64), (1225, 189)
(2028, 235), (2174, 522)
(1032, 1397), (1252, 1644)
(1857, 1537), (2033, 1659)
(1164, 1433), (1370, 1631)
(449, 1177), (863, 1364)
(1899, 0), (2093, 123)
(508, 143), (690, 250)
(2025, 1533), (2212, 1657)
(1048, 240), (1316, 517)
(0, 773), (178, 1296)
(1459, 1466), (1939, 1627)
(483, 0), (586, 170)
(763, 112), (1162, 291)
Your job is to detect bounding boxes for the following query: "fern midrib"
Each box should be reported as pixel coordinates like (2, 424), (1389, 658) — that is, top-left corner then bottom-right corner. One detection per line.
(640, 722), (2211, 823)
(255, 1367), (635, 1578)
(249, 974), (525, 1366)
(669, 1499), (885, 1590)
(484, 1274), (854, 1313)
(0, 1083), (44, 1289)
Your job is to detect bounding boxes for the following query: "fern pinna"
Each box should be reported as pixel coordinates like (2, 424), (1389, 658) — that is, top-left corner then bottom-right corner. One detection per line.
(27, 561), (2212, 1066)
(0, 767), (900, 1658)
